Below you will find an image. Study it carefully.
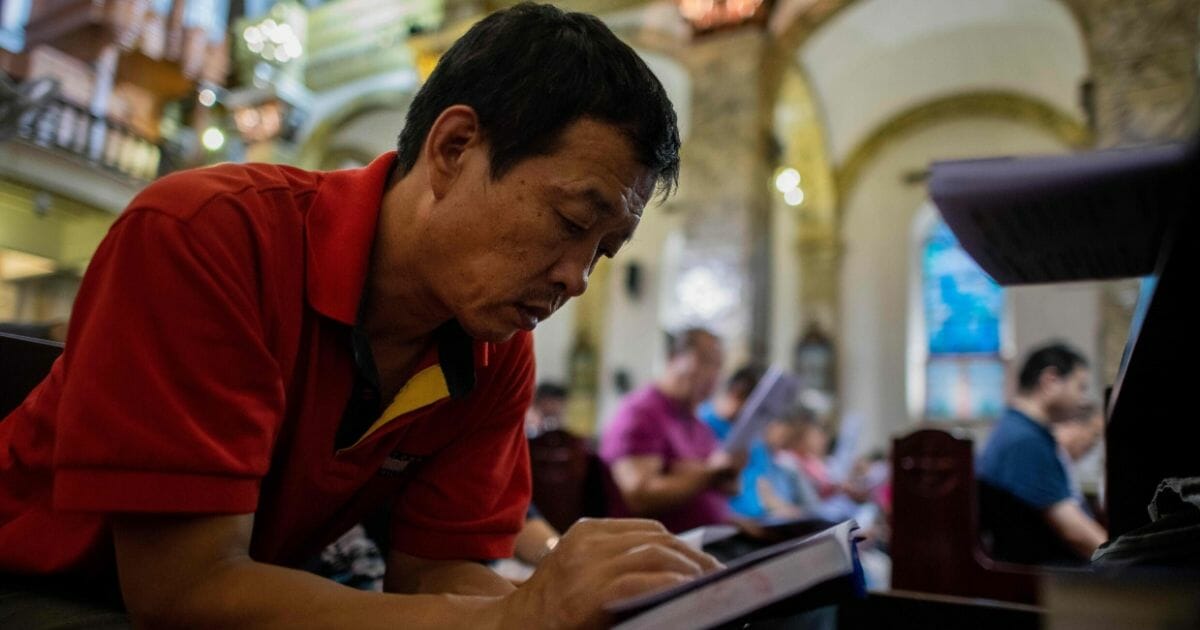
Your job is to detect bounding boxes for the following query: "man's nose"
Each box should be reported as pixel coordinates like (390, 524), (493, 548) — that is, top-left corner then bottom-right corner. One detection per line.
(550, 252), (592, 299)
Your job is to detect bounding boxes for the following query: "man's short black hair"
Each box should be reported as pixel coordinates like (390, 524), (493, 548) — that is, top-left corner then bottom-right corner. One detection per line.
(1017, 342), (1088, 393)
(725, 364), (765, 399)
(396, 2), (680, 198)
(534, 381), (567, 402)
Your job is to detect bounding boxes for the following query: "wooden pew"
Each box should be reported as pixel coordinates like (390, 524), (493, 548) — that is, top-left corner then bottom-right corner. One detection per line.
(838, 589), (1041, 630)
(890, 428), (1040, 604)
(527, 428), (627, 533)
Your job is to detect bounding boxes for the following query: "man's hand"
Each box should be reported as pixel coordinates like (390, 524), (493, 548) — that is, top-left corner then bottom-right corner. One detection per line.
(611, 449), (749, 515)
(705, 449), (747, 495)
(499, 518), (722, 629)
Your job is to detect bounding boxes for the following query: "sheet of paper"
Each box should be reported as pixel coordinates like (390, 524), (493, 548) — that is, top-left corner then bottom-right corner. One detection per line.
(723, 364), (798, 453)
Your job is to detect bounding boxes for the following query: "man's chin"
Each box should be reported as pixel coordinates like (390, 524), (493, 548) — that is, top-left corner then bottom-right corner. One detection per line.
(458, 318), (521, 344)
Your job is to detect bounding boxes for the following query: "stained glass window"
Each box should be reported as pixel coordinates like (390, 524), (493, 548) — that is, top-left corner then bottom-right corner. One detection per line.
(922, 219), (1005, 421)
(0, 0), (31, 52)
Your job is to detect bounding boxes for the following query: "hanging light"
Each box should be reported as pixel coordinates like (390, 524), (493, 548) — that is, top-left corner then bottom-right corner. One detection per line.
(243, 16), (303, 65)
(774, 167), (801, 193)
(202, 127), (226, 151)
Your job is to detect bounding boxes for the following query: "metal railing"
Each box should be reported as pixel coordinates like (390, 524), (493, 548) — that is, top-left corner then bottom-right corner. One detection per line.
(12, 95), (178, 182)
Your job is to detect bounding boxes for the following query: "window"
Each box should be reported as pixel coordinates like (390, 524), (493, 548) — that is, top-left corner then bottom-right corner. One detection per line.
(918, 216), (1006, 421)
(0, 0), (31, 52)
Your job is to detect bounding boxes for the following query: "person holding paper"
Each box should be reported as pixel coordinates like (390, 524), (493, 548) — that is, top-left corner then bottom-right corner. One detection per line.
(699, 365), (778, 518)
(600, 328), (747, 533)
(698, 365), (765, 442)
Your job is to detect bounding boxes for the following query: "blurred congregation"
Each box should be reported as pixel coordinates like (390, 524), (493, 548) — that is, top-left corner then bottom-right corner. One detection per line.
(2, 0), (1200, 627)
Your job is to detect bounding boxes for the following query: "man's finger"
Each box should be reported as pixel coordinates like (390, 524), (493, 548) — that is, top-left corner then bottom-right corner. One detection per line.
(591, 531), (723, 575)
(599, 571), (695, 605)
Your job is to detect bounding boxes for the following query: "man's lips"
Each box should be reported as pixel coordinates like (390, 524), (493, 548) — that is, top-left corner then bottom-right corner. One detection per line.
(515, 303), (553, 330)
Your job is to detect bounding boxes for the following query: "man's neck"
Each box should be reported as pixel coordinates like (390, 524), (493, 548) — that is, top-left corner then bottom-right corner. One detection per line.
(363, 171), (452, 347)
(1011, 395), (1050, 426)
(655, 375), (695, 412)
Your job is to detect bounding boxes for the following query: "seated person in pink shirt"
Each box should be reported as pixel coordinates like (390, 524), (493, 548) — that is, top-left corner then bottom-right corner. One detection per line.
(600, 328), (745, 533)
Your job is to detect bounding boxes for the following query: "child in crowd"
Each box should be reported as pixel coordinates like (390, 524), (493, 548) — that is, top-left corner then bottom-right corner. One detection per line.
(754, 412), (823, 519)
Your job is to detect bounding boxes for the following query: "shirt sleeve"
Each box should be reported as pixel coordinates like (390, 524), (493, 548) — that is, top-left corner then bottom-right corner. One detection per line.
(388, 332), (535, 561)
(51, 201), (285, 514)
(599, 398), (667, 463)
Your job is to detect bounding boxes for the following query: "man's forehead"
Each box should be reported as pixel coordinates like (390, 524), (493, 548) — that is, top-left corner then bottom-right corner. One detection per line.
(696, 334), (723, 357)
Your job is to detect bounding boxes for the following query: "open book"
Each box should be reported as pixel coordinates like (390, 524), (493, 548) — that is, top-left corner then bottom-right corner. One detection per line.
(609, 520), (865, 630)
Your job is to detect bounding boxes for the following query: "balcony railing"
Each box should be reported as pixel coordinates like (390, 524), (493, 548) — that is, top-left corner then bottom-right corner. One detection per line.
(12, 95), (178, 182)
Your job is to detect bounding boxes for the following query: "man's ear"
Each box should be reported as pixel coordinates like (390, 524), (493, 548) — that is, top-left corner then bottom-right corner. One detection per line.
(1039, 367), (1063, 392)
(423, 105), (483, 200)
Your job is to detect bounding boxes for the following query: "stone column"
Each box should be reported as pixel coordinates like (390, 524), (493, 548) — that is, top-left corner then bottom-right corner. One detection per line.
(1064, 0), (1199, 384)
(795, 239), (841, 338)
(1069, 0), (1200, 148)
(664, 27), (774, 366)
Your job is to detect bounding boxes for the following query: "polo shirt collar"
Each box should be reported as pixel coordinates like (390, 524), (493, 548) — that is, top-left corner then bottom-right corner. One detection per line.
(305, 152), (395, 326)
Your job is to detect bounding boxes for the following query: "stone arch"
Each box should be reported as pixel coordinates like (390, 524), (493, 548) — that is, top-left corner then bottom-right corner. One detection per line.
(836, 90), (1092, 202)
(294, 89), (414, 169)
(766, 0), (1091, 370)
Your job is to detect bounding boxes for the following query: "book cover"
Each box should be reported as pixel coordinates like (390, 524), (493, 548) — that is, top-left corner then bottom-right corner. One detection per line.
(609, 520), (865, 630)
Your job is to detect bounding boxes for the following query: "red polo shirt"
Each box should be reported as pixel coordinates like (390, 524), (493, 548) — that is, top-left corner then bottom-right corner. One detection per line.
(0, 153), (533, 578)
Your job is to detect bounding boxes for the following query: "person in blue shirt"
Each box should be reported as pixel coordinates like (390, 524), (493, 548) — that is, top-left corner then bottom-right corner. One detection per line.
(698, 365), (767, 516)
(977, 343), (1107, 560)
(698, 365), (763, 441)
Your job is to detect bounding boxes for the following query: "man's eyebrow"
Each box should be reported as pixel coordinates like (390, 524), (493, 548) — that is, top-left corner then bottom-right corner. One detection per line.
(580, 187), (618, 217)
(556, 184), (641, 221)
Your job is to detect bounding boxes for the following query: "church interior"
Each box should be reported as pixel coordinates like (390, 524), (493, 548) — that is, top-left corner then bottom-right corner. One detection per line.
(2, 0), (1199, 627)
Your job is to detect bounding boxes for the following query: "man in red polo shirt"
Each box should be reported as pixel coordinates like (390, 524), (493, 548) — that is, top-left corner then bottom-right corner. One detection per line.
(0, 4), (719, 627)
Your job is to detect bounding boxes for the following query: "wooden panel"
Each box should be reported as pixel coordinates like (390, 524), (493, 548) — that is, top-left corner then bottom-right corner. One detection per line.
(891, 429), (1039, 604)
(838, 591), (1041, 630)
(1107, 179), (1200, 536)
(114, 49), (192, 99)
